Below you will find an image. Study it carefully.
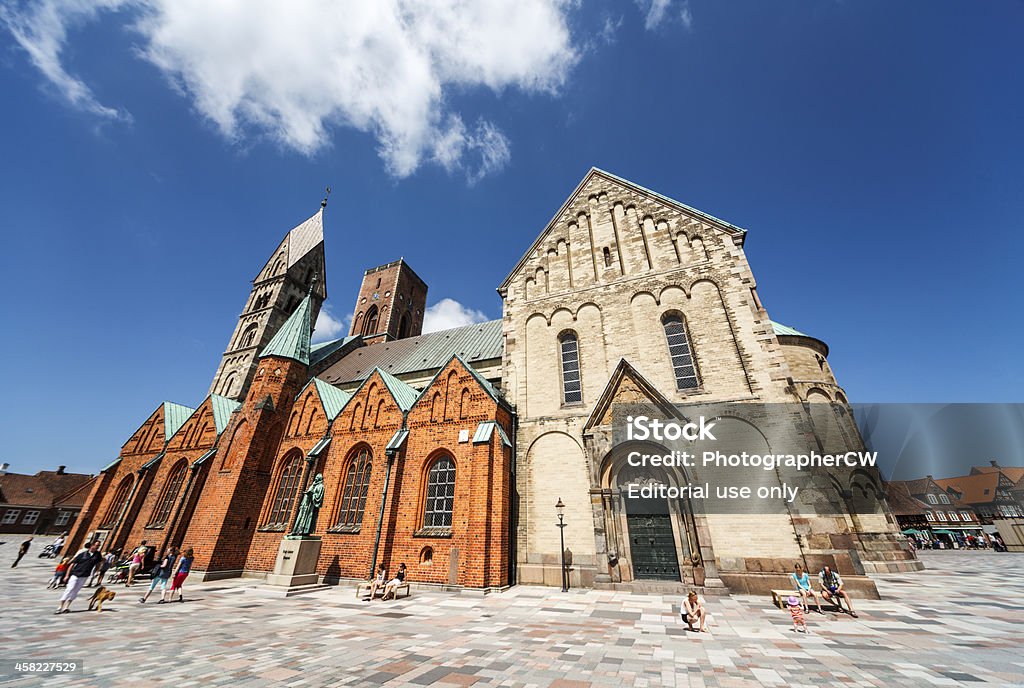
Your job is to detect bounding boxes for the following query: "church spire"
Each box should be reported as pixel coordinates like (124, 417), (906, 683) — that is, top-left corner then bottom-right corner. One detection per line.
(258, 292), (313, 365)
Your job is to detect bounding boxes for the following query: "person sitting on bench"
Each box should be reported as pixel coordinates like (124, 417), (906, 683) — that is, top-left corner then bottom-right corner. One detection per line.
(819, 565), (857, 617)
(381, 563), (407, 601)
(791, 563), (822, 613)
(364, 565), (387, 601)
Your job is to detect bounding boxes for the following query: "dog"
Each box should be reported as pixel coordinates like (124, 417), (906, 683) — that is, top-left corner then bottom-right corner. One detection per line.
(87, 586), (116, 612)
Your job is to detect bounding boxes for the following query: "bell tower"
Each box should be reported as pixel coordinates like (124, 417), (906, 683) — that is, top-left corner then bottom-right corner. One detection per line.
(349, 259), (427, 344)
(208, 203), (328, 400)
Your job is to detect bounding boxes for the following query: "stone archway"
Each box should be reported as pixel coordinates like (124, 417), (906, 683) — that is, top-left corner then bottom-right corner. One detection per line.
(595, 442), (720, 587)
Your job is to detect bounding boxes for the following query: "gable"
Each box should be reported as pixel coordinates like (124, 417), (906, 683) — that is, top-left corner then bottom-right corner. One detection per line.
(584, 358), (682, 431)
(336, 368), (415, 430)
(500, 167), (746, 293)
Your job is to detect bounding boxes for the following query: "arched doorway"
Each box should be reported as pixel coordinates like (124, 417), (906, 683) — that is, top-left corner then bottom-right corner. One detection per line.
(599, 442), (710, 585)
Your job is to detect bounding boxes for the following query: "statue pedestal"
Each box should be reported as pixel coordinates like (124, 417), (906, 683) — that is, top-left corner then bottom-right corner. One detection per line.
(265, 536), (322, 587)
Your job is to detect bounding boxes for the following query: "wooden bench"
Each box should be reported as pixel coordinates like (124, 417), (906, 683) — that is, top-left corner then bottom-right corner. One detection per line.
(771, 589), (799, 609)
(355, 580), (410, 600)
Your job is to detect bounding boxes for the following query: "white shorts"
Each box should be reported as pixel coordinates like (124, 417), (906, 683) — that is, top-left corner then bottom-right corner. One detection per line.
(60, 575), (87, 602)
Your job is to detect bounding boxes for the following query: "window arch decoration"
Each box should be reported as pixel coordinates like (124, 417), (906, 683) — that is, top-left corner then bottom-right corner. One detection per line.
(239, 323), (259, 348)
(661, 312), (700, 391)
(147, 460), (188, 528)
(423, 455), (456, 530)
(363, 306), (379, 336)
(100, 476), (134, 528)
(333, 447), (372, 530)
(558, 331), (582, 404)
(264, 453), (304, 528)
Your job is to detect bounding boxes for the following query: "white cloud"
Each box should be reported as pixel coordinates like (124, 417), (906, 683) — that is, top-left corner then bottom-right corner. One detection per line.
(422, 298), (489, 334)
(0, 0), (133, 121)
(0, 0), (578, 181)
(635, 0), (692, 31)
(312, 304), (349, 343)
(680, 1), (694, 30)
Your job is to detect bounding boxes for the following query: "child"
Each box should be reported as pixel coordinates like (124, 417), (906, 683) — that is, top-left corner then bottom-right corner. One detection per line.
(788, 595), (808, 633)
(48, 557), (70, 589)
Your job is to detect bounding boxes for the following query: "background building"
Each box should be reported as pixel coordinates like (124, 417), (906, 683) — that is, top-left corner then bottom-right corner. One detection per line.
(0, 464), (94, 536)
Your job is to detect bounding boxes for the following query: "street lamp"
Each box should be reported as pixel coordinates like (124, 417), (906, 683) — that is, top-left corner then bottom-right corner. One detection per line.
(556, 498), (567, 592)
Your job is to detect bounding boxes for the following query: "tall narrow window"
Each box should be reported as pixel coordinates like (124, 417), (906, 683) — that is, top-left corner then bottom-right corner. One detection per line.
(423, 456), (456, 529)
(603, 247), (612, 267)
(559, 332), (582, 404)
(662, 314), (699, 391)
(265, 455), (303, 527)
(335, 448), (372, 529)
(147, 460), (188, 528)
(363, 306), (379, 336)
(100, 477), (134, 528)
(398, 313), (410, 339)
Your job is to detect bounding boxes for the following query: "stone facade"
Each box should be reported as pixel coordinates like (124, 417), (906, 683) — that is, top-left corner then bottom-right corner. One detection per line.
(499, 169), (919, 596)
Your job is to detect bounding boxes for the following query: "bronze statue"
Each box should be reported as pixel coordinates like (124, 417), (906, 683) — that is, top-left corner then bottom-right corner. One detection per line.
(291, 473), (325, 536)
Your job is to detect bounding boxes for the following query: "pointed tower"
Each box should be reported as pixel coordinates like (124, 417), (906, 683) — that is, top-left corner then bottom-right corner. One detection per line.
(183, 291), (316, 575)
(208, 204), (328, 400)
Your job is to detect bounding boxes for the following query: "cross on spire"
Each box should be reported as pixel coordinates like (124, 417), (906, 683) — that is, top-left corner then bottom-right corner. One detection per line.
(321, 186), (331, 209)
(308, 271), (319, 296)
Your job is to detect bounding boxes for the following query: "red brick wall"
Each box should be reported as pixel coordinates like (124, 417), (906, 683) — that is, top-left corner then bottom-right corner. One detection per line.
(73, 357), (515, 589)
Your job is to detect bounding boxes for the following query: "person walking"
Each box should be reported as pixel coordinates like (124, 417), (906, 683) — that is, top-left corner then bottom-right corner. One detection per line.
(55, 541), (103, 614)
(165, 547), (193, 603)
(90, 550), (116, 587)
(48, 557), (71, 589)
(11, 537), (32, 567)
(139, 547), (177, 604)
(51, 533), (67, 557)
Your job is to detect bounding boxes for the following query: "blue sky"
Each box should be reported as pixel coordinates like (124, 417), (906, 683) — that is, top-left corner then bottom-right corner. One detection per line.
(1, 0), (1021, 475)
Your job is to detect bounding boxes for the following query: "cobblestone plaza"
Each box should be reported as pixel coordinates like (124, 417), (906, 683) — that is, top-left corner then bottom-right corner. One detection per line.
(2, 548), (1021, 687)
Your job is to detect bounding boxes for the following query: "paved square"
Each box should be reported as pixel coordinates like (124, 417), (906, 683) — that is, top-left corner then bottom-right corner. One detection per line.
(2, 546), (1022, 687)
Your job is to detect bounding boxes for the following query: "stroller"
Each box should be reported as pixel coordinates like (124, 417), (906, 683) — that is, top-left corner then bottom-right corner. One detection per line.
(106, 561), (130, 584)
(38, 544), (58, 558)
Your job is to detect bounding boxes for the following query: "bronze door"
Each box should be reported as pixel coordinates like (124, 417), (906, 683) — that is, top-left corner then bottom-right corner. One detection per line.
(627, 512), (680, 580)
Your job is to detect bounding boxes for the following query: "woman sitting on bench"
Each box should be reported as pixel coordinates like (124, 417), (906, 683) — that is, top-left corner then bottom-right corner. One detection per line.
(364, 565), (387, 601)
(791, 563), (822, 613)
(381, 563), (407, 601)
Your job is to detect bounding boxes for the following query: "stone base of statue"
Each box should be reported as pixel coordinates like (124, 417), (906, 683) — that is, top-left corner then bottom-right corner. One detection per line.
(265, 536), (322, 588)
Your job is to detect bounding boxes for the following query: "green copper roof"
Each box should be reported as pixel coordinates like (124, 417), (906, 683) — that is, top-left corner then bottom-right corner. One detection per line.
(260, 294), (313, 365)
(164, 402), (196, 442)
(375, 367), (421, 412)
(210, 394), (242, 435)
(311, 378), (351, 420)
(771, 321), (807, 337)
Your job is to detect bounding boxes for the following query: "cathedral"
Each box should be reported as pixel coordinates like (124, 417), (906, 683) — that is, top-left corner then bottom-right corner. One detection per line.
(68, 168), (919, 596)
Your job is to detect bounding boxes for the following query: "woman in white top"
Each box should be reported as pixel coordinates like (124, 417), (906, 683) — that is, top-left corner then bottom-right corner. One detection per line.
(682, 590), (709, 632)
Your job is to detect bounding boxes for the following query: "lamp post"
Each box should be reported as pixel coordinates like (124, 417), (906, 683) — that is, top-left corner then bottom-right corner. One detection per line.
(556, 498), (568, 592)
